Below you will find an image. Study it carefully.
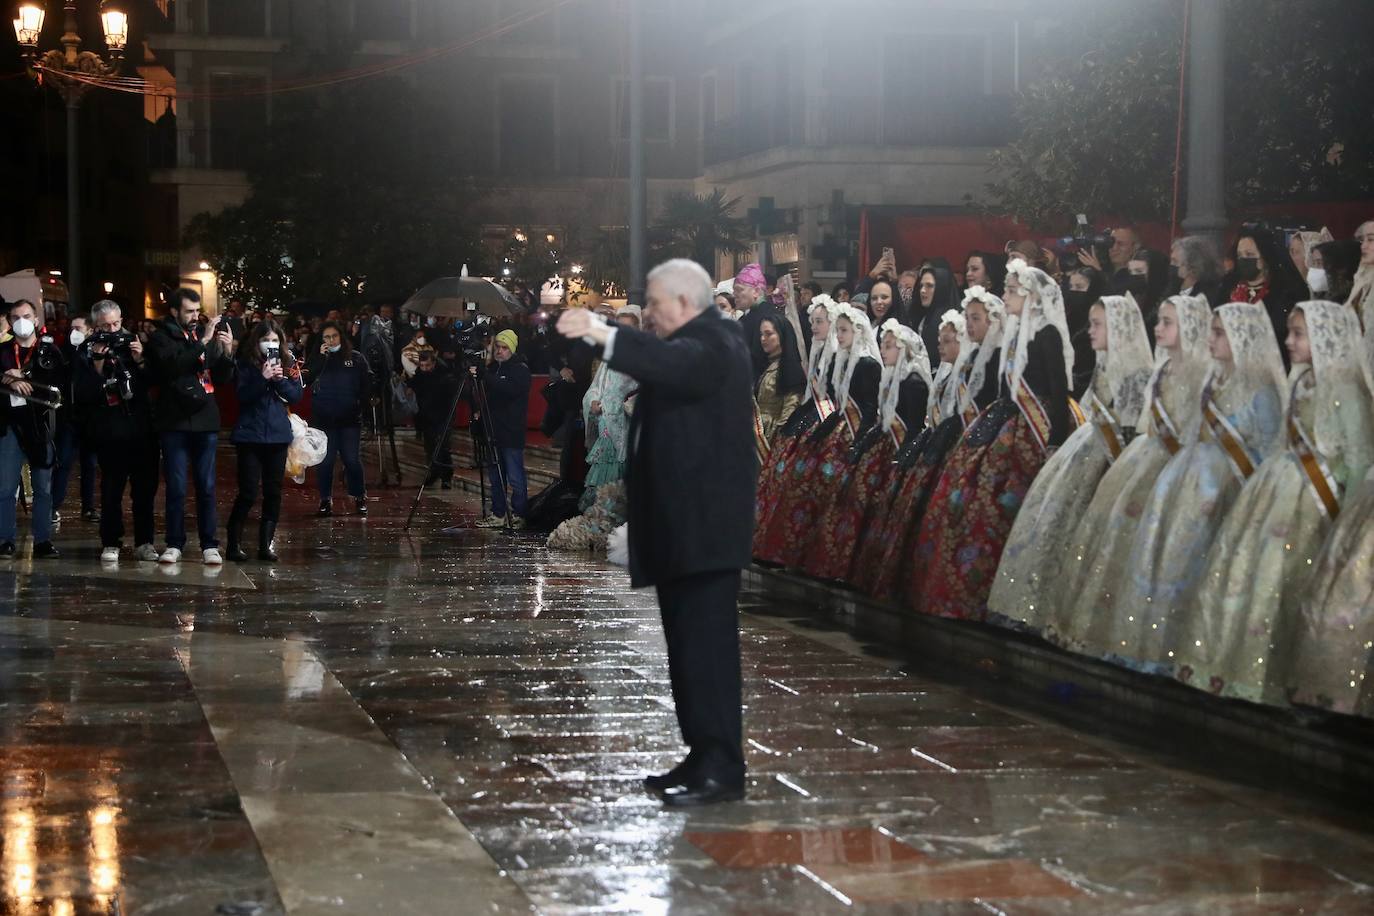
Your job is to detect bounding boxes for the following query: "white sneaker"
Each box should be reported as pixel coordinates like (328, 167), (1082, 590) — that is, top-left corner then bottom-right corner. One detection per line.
(134, 544), (160, 562)
(100, 546), (121, 562)
(202, 548), (223, 566)
(158, 547), (182, 565)
(474, 514), (504, 529)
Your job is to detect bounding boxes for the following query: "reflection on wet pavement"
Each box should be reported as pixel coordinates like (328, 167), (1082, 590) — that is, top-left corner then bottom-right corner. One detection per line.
(3, 453), (1374, 914)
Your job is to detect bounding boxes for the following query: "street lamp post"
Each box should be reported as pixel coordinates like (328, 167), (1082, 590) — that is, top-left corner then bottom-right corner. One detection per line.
(12, 2), (128, 315)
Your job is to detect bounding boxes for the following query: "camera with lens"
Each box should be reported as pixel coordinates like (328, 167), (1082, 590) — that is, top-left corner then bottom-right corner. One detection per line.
(82, 328), (136, 357)
(1054, 213), (1114, 261)
(452, 321), (493, 364)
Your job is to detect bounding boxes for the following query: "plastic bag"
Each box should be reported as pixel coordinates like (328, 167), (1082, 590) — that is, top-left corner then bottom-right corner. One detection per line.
(285, 413), (329, 483)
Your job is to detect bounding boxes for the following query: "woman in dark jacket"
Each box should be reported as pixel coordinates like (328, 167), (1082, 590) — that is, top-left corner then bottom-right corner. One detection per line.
(227, 319), (304, 562)
(1226, 225), (1308, 367)
(304, 320), (371, 517)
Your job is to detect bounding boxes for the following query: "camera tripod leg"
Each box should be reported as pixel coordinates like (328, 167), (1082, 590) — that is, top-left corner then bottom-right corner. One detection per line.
(404, 375), (469, 531)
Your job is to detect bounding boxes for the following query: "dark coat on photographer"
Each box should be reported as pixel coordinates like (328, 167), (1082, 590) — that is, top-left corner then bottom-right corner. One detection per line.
(0, 335), (68, 467)
(146, 317), (235, 434)
(605, 308), (757, 589)
(305, 349), (372, 429)
(474, 355), (531, 449)
(72, 349), (155, 443)
(231, 356), (304, 446)
(406, 364), (460, 434)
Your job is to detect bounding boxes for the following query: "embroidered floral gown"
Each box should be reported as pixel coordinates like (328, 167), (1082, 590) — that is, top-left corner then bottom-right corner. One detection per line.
(1112, 373), (1284, 673)
(853, 351), (999, 601)
(753, 358), (881, 568)
(1052, 357), (1207, 656)
(988, 369), (1138, 633)
(1289, 469), (1374, 717)
(1177, 363), (1374, 704)
(583, 361), (638, 488)
(909, 328), (1072, 621)
(803, 376), (928, 582)
(753, 385), (830, 556)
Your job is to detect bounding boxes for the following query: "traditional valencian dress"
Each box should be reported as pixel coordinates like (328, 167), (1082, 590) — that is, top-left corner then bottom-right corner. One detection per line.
(988, 295), (1154, 633)
(582, 357), (638, 489)
(1051, 295), (1214, 656)
(1289, 467), (1374, 718)
(852, 309), (985, 601)
(753, 297), (840, 555)
(1175, 302), (1374, 704)
(910, 266), (1075, 620)
(1112, 302), (1288, 673)
(803, 320), (931, 582)
(753, 305), (881, 569)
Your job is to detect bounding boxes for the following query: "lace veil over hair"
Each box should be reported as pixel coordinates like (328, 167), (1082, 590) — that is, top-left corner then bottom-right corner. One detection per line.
(877, 319), (933, 430)
(829, 304), (881, 407)
(1140, 294), (1213, 439)
(1096, 294), (1155, 425)
(959, 286), (1005, 416)
(1295, 300), (1374, 480)
(1000, 262), (1075, 392)
(934, 310), (969, 424)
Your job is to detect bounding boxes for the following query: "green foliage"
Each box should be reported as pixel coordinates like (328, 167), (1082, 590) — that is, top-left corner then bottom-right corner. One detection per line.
(651, 188), (753, 270)
(986, 0), (1374, 232)
(185, 80), (485, 308)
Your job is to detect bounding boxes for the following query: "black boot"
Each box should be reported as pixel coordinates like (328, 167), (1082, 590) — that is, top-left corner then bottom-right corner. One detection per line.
(226, 514), (248, 563)
(258, 520), (278, 563)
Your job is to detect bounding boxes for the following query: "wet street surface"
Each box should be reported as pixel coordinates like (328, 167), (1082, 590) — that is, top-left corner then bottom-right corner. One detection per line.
(3, 444), (1374, 914)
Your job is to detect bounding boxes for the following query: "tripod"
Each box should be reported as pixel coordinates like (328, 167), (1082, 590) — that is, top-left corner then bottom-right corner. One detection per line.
(403, 355), (510, 532)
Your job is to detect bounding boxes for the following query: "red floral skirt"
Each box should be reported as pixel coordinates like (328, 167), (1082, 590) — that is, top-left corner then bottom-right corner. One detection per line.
(753, 410), (818, 553)
(753, 418), (854, 568)
(801, 435), (898, 582)
(908, 403), (1046, 621)
(852, 418), (964, 601)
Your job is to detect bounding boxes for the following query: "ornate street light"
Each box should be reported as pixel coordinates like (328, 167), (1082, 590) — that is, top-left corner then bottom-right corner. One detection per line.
(12, 2), (129, 312)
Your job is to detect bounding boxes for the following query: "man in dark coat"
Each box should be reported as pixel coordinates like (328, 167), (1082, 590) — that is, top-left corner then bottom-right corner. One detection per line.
(557, 259), (757, 807)
(733, 262), (781, 378)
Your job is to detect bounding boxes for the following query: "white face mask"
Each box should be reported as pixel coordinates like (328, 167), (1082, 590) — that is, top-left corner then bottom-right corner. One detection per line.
(69, 328), (86, 347)
(1306, 267), (1328, 294)
(12, 317), (36, 339)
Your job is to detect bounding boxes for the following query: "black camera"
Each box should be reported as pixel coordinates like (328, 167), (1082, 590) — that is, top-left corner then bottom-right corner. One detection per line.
(452, 321), (492, 363)
(82, 328), (135, 356)
(1055, 214), (1114, 260)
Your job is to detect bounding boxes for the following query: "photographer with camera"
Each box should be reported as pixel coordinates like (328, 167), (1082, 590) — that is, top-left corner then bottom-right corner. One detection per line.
(471, 329), (531, 529)
(304, 320), (371, 517)
(0, 298), (69, 558)
(52, 315), (97, 524)
(146, 288), (235, 565)
(226, 320), (304, 563)
(74, 300), (160, 562)
(404, 345), (459, 488)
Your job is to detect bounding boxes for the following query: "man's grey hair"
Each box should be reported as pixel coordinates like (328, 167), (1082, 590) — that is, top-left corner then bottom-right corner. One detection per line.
(1172, 235), (1221, 285)
(90, 299), (121, 323)
(647, 259), (714, 313)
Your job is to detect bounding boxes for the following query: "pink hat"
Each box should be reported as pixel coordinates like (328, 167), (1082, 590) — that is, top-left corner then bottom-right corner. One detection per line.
(735, 263), (768, 293)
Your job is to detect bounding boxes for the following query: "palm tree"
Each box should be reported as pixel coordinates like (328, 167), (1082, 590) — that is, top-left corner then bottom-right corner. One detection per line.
(652, 189), (753, 273)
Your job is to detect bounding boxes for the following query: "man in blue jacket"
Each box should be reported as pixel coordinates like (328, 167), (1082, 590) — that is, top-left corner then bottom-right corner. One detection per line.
(471, 329), (531, 529)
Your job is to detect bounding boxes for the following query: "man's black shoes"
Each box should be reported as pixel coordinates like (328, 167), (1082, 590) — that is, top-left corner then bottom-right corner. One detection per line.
(0, 542), (15, 558)
(33, 542), (59, 559)
(659, 777), (745, 808)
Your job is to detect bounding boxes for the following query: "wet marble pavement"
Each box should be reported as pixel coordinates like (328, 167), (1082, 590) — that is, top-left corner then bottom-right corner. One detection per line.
(3, 450), (1374, 914)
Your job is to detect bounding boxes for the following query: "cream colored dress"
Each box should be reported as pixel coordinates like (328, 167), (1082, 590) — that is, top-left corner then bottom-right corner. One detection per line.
(1173, 355), (1373, 703)
(990, 296), (1154, 634)
(1289, 470), (1374, 717)
(1108, 304), (1288, 673)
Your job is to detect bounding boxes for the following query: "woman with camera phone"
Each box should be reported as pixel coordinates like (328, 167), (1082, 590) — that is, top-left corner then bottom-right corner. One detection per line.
(227, 320), (303, 562)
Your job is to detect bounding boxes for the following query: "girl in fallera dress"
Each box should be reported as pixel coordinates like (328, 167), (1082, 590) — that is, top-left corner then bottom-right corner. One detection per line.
(910, 265), (1075, 620)
(753, 296), (839, 553)
(803, 319), (931, 582)
(852, 309), (977, 600)
(1053, 295), (1214, 657)
(1175, 301), (1374, 704)
(753, 314), (806, 444)
(989, 294), (1154, 634)
(753, 304), (881, 568)
(1112, 302), (1287, 673)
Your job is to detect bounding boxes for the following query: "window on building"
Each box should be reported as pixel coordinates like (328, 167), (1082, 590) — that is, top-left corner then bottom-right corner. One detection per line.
(209, 73), (268, 170)
(615, 78), (672, 142)
(355, 0), (414, 41)
(207, 0), (266, 37)
(498, 78), (556, 175)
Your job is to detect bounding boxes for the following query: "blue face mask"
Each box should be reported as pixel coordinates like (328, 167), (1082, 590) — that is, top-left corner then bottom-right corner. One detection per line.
(327, 344), (342, 354)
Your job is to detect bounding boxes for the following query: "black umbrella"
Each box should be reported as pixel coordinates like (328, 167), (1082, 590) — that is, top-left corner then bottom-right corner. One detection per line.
(401, 276), (527, 319)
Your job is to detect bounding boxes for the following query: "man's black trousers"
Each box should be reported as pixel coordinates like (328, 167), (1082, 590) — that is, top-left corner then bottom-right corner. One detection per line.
(655, 569), (745, 785)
